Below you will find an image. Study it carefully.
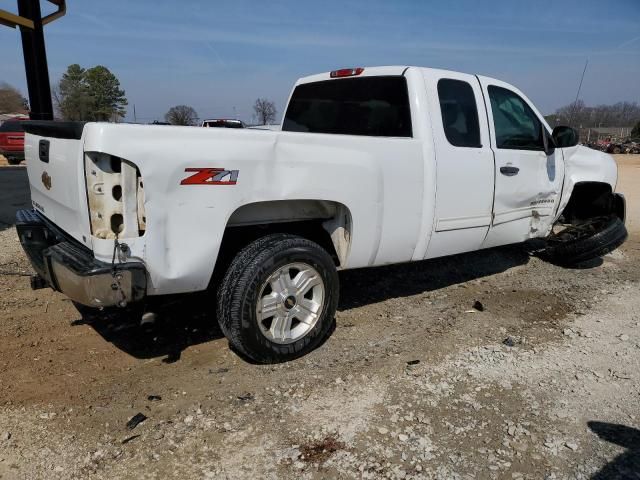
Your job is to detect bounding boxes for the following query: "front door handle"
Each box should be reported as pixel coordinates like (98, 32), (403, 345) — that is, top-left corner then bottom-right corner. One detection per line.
(500, 166), (519, 176)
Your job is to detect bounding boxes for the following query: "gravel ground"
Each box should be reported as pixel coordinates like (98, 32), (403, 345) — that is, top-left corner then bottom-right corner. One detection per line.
(0, 155), (22, 167)
(0, 156), (638, 479)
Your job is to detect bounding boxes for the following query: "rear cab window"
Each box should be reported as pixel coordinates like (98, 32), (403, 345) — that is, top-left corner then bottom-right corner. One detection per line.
(437, 79), (481, 148)
(283, 76), (412, 137)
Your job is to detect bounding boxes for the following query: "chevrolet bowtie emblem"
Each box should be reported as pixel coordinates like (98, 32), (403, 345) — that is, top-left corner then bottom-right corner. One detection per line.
(41, 171), (52, 190)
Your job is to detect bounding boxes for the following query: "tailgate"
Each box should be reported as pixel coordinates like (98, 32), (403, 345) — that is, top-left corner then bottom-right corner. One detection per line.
(23, 121), (93, 249)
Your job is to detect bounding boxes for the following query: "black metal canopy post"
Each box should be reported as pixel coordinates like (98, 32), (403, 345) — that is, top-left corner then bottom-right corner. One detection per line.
(17, 0), (53, 120)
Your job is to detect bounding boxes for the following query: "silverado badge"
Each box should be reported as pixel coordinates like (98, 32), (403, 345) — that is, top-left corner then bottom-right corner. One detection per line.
(41, 171), (52, 190)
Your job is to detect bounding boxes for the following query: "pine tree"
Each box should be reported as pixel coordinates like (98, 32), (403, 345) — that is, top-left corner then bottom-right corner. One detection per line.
(55, 64), (127, 121)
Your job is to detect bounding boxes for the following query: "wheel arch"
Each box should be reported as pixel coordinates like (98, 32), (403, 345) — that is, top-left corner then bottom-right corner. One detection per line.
(213, 199), (353, 282)
(558, 181), (624, 224)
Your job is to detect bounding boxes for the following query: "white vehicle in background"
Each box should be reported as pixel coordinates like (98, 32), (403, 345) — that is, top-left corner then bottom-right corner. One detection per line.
(17, 66), (627, 363)
(201, 119), (245, 128)
(247, 124), (281, 131)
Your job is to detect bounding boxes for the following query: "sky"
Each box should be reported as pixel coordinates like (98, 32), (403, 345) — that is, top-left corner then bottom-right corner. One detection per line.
(1, 0), (639, 123)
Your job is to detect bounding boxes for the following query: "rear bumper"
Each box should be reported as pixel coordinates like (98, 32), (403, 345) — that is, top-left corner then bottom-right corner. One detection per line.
(15, 209), (146, 307)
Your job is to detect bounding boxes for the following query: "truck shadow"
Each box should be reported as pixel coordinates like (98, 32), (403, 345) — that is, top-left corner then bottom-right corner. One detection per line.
(72, 292), (224, 363)
(588, 421), (640, 479)
(73, 244), (531, 362)
(338, 244), (530, 310)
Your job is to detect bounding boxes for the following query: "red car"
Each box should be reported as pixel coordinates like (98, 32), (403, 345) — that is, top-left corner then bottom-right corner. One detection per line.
(0, 119), (26, 165)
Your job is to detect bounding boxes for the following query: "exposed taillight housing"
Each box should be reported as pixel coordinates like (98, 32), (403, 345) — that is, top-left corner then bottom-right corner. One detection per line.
(85, 153), (146, 239)
(330, 67), (364, 78)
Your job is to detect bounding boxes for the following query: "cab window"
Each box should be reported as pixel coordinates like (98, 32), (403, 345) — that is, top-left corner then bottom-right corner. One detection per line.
(283, 76), (412, 137)
(488, 86), (543, 150)
(437, 79), (481, 148)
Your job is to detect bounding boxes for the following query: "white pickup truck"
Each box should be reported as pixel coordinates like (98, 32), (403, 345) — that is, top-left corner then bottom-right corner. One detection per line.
(17, 66), (627, 363)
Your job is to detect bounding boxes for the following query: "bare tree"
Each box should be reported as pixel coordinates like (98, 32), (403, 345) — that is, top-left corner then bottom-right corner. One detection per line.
(0, 82), (27, 114)
(165, 105), (199, 126)
(253, 98), (277, 125)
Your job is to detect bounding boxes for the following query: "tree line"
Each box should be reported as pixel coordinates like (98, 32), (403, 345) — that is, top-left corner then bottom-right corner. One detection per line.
(4, 68), (638, 134)
(4, 63), (640, 130)
(164, 98), (277, 126)
(547, 100), (640, 129)
(2, 64), (279, 126)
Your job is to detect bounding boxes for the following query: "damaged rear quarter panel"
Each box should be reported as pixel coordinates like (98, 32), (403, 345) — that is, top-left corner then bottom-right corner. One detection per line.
(82, 123), (391, 296)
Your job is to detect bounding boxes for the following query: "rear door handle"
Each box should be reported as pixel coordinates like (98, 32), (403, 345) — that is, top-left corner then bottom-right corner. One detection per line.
(500, 166), (519, 176)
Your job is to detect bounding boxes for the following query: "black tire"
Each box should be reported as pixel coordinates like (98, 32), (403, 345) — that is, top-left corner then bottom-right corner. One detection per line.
(7, 157), (22, 166)
(216, 234), (339, 363)
(541, 216), (628, 266)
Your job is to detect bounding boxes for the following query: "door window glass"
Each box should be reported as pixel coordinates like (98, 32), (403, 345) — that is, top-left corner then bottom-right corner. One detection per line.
(437, 79), (481, 147)
(488, 86), (543, 150)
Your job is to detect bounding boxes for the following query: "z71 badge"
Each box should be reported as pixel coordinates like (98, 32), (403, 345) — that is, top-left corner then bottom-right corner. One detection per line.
(180, 168), (239, 185)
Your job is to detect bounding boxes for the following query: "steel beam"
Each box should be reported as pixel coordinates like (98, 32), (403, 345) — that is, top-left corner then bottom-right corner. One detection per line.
(17, 0), (54, 120)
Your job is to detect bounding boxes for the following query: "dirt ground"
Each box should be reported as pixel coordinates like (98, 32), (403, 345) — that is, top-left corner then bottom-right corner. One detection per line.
(0, 156), (639, 480)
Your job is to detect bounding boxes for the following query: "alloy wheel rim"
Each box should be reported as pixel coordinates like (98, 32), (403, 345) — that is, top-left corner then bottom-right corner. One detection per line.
(256, 262), (325, 344)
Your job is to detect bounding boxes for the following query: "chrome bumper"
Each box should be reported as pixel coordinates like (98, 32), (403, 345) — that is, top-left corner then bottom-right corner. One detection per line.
(16, 209), (146, 308)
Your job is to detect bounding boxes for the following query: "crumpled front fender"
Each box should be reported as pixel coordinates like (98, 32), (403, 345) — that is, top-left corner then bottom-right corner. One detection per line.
(556, 146), (618, 220)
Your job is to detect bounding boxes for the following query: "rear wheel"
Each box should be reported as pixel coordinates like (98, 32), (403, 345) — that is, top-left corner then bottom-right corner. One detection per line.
(541, 216), (627, 266)
(217, 234), (339, 363)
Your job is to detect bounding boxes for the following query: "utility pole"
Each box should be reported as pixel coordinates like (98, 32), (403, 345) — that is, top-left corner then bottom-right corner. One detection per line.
(133, 104), (137, 123)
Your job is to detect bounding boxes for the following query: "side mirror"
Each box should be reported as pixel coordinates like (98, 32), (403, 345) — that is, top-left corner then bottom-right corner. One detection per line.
(552, 125), (579, 148)
(542, 124), (555, 156)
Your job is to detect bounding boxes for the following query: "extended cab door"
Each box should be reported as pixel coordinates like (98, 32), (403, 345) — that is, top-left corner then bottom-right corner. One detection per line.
(478, 77), (565, 247)
(422, 70), (495, 258)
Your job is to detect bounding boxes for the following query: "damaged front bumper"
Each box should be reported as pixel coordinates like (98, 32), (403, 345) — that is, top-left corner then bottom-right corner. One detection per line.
(15, 209), (146, 308)
(613, 192), (626, 224)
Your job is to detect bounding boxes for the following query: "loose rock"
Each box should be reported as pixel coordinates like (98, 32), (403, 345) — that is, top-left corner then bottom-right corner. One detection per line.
(126, 413), (148, 430)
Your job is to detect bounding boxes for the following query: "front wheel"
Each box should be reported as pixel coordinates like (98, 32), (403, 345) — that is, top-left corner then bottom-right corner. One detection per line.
(217, 234), (339, 363)
(6, 157), (22, 166)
